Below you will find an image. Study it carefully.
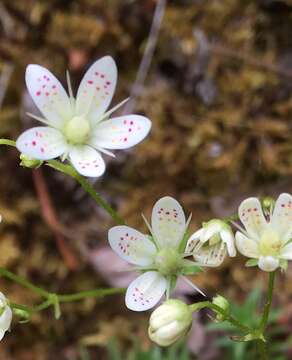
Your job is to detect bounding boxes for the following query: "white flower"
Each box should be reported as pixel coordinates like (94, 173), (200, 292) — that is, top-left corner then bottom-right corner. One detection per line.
(16, 56), (151, 177)
(108, 196), (202, 312)
(148, 299), (192, 346)
(186, 219), (236, 267)
(235, 193), (292, 272)
(0, 292), (12, 341)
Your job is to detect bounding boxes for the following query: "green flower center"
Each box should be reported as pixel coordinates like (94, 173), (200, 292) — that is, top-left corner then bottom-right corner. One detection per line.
(155, 248), (181, 276)
(64, 116), (90, 144)
(258, 229), (282, 257)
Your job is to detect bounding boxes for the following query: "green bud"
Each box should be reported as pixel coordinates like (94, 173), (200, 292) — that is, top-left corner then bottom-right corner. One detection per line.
(148, 299), (193, 347)
(212, 295), (230, 321)
(261, 197), (275, 211)
(20, 154), (43, 169)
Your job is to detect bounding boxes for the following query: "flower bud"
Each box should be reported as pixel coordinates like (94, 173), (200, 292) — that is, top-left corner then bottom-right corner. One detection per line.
(261, 197), (275, 211)
(212, 295), (230, 321)
(0, 292), (12, 341)
(20, 154), (43, 169)
(148, 299), (192, 347)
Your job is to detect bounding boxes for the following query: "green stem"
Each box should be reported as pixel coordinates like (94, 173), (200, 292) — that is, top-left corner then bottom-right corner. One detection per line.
(0, 139), (16, 147)
(58, 288), (125, 302)
(189, 301), (251, 333)
(47, 160), (125, 225)
(0, 267), (125, 318)
(0, 139), (125, 224)
(0, 268), (50, 298)
(259, 271), (275, 332)
(257, 271), (276, 360)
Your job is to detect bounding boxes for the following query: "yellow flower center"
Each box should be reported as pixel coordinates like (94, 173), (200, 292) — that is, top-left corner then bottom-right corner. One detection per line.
(258, 229), (282, 257)
(64, 116), (90, 144)
(155, 248), (181, 276)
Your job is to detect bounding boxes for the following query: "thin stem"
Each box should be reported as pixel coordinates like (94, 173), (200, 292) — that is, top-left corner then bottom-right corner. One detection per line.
(47, 160), (125, 225)
(0, 140), (125, 225)
(190, 301), (251, 333)
(0, 267), (50, 298)
(259, 271), (275, 332)
(74, 173), (125, 225)
(0, 266), (125, 318)
(0, 139), (16, 147)
(58, 288), (125, 302)
(257, 271), (276, 360)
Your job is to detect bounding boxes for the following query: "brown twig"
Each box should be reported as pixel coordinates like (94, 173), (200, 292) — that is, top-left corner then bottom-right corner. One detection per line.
(32, 169), (79, 271)
(122, 0), (167, 114)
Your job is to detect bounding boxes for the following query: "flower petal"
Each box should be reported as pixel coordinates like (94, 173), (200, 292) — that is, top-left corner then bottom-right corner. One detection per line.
(193, 242), (226, 267)
(235, 231), (259, 258)
(151, 197), (186, 249)
(25, 64), (72, 127)
(220, 228), (236, 257)
(0, 306), (12, 332)
(16, 127), (67, 160)
(69, 145), (105, 177)
(238, 197), (267, 239)
(258, 256), (279, 272)
(185, 228), (204, 253)
(202, 222), (222, 242)
(76, 56), (117, 121)
(280, 242), (292, 260)
(90, 115), (151, 150)
(271, 193), (292, 243)
(125, 271), (167, 311)
(108, 226), (157, 266)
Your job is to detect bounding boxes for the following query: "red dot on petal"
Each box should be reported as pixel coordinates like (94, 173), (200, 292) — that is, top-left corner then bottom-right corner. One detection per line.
(32, 141), (36, 146)
(88, 80), (93, 85)
(36, 91), (41, 96)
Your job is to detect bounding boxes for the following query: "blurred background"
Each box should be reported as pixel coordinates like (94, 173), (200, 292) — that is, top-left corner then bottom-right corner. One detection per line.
(1, 0), (292, 358)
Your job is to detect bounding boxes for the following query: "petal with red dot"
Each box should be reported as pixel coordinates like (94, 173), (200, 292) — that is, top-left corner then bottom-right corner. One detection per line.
(90, 115), (151, 150)
(16, 127), (67, 160)
(271, 193), (292, 243)
(125, 271), (167, 311)
(151, 197), (186, 249)
(25, 64), (72, 127)
(108, 226), (157, 266)
(69, 145), (105, 177)
(76, 56), (117, 121)
(238, 197), (267, 240)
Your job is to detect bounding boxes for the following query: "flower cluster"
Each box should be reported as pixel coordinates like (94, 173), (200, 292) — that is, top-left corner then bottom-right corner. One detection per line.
(108, 192), (292, 347)
(1, 54), (292, 351)
(108, 196), (235, 312)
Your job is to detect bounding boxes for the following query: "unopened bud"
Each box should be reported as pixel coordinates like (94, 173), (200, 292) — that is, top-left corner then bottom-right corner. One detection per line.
(212, 295), (230, 321)
(148, 299), (192, 347)
(262, 197), (275, 211)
